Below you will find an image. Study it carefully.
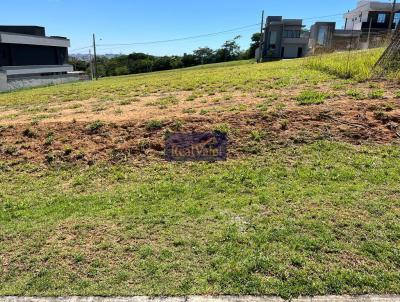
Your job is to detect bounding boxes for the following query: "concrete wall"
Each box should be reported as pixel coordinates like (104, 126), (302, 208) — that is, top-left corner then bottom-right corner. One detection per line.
(0, 74), (84, 92)
(0, 32), (70, 47)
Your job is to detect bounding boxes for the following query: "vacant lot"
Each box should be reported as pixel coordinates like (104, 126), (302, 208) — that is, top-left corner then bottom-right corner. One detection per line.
(0, 49), (399, 298)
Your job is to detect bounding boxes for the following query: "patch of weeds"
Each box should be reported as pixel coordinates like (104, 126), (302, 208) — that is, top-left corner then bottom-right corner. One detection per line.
(213, 123), (230, 135)
(22, 128), (37, 138)
(379, 103), (395, 112)
(171, 120), (183, 131)
(44, 132), (54, 146)
(137, 138), (151, 151)
(229, 104), (247, 112)
(114, 108), (123, 115)
(256, 92), (278, 101)
(145, 120), (164, 131)
(296, 90), (327, 105)
(75, 150), (85, 160)
(346, 89), (365, 100)
(250, 130), (265, 142)
(63, 145), (73, 156)
(45, 153), (55, 164)
(270, 103), (287, 117)
(139, 245), (153, 259)
(395, 91), (400, 98)
(87, 120), (104, 133)
(68, 104), (83, 109)
(332, 83), (345, 90)
(185, 93), (198, 102)
(368, 89), (385, 99)
(223, 94), (233, 101)
(183, 108), (196, 114)
(280, 119), (289, 130)
(119, 98), (140, 106)
(92, 105), (107, 112)
(147, 95), (179, 108)
(3, 145), (19, 156)
(374, 111), (390, 122)
(199, 109), (208, 115)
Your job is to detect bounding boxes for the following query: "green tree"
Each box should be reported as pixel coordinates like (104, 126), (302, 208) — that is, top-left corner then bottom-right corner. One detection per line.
(215, 36), (241, 62)
(193, 47), (215, 65)
(248, 32), (262, 59)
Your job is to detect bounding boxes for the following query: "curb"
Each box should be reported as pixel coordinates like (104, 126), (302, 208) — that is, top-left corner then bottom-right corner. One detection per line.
(1, 296), (400, 302)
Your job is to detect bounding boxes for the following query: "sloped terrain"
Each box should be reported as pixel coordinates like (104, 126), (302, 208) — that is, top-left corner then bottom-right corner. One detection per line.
(0, 51), (399, 298)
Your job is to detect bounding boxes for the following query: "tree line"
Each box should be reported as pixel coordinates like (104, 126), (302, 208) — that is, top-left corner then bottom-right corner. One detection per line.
(69, 33), (261, 77)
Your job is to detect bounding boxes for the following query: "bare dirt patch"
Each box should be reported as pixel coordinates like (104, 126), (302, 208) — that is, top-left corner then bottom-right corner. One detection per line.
(1, 95), (399, 165)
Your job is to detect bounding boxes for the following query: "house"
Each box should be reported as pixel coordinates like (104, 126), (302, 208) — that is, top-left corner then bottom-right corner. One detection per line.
(257, 16), (309, 61)
(309, 22), (362, 54)
(344, 0), (400, 32)
(309, 0), (400, 54)
(0, 26), (82, 92)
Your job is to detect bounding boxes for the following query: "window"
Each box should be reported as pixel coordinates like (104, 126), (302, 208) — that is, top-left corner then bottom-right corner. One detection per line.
(317, 26), (328, 45)
(394, 12), (400, 27)
(269, 31), (277, 44)
(377, 13), (386, 23)
(269, 31), (277, 49)
(283, 30), (300, 38)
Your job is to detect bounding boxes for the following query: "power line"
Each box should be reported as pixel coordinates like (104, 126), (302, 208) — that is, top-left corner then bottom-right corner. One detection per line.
(97, 24), (260, 47)
(70, 45), (92, 52)
(68, 9), (371, 54)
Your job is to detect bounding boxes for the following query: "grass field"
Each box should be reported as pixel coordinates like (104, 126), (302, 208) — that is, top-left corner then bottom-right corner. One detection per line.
(0, 49), (400, 298)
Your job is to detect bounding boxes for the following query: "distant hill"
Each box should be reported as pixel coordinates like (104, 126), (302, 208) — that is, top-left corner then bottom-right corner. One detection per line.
(69, 53), (122, 61)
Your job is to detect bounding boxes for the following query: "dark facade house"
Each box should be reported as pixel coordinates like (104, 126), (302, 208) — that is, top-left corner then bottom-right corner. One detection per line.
(309, 1), (399, 54)
(0, 26), (82, 92)
(257, 16), (309, 61)
(0, 25), (72, 78)
(344, 0), (400, 33)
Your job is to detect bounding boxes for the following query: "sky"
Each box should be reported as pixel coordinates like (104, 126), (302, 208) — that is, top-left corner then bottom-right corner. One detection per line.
(1, 0), (394, 55)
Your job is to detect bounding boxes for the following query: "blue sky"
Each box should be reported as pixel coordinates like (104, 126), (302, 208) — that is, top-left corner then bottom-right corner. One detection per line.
(1, 0), (391, 55)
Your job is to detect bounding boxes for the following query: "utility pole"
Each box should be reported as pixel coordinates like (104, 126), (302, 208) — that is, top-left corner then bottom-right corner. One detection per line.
(388, 0), (397, 36)
(89, 49), (94, 80)
(92, 33), (98, 80)
(367, 17), (373, 48)
(258, 10), (265, 63)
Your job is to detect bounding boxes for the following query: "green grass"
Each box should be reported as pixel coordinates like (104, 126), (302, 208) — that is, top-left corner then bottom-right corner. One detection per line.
(0, 141), (399, 298)
(0, 59), (332, 109)
(346, 89), (366, 100)
(305, 48), (385, 81)
(296, 90), (328, 105)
